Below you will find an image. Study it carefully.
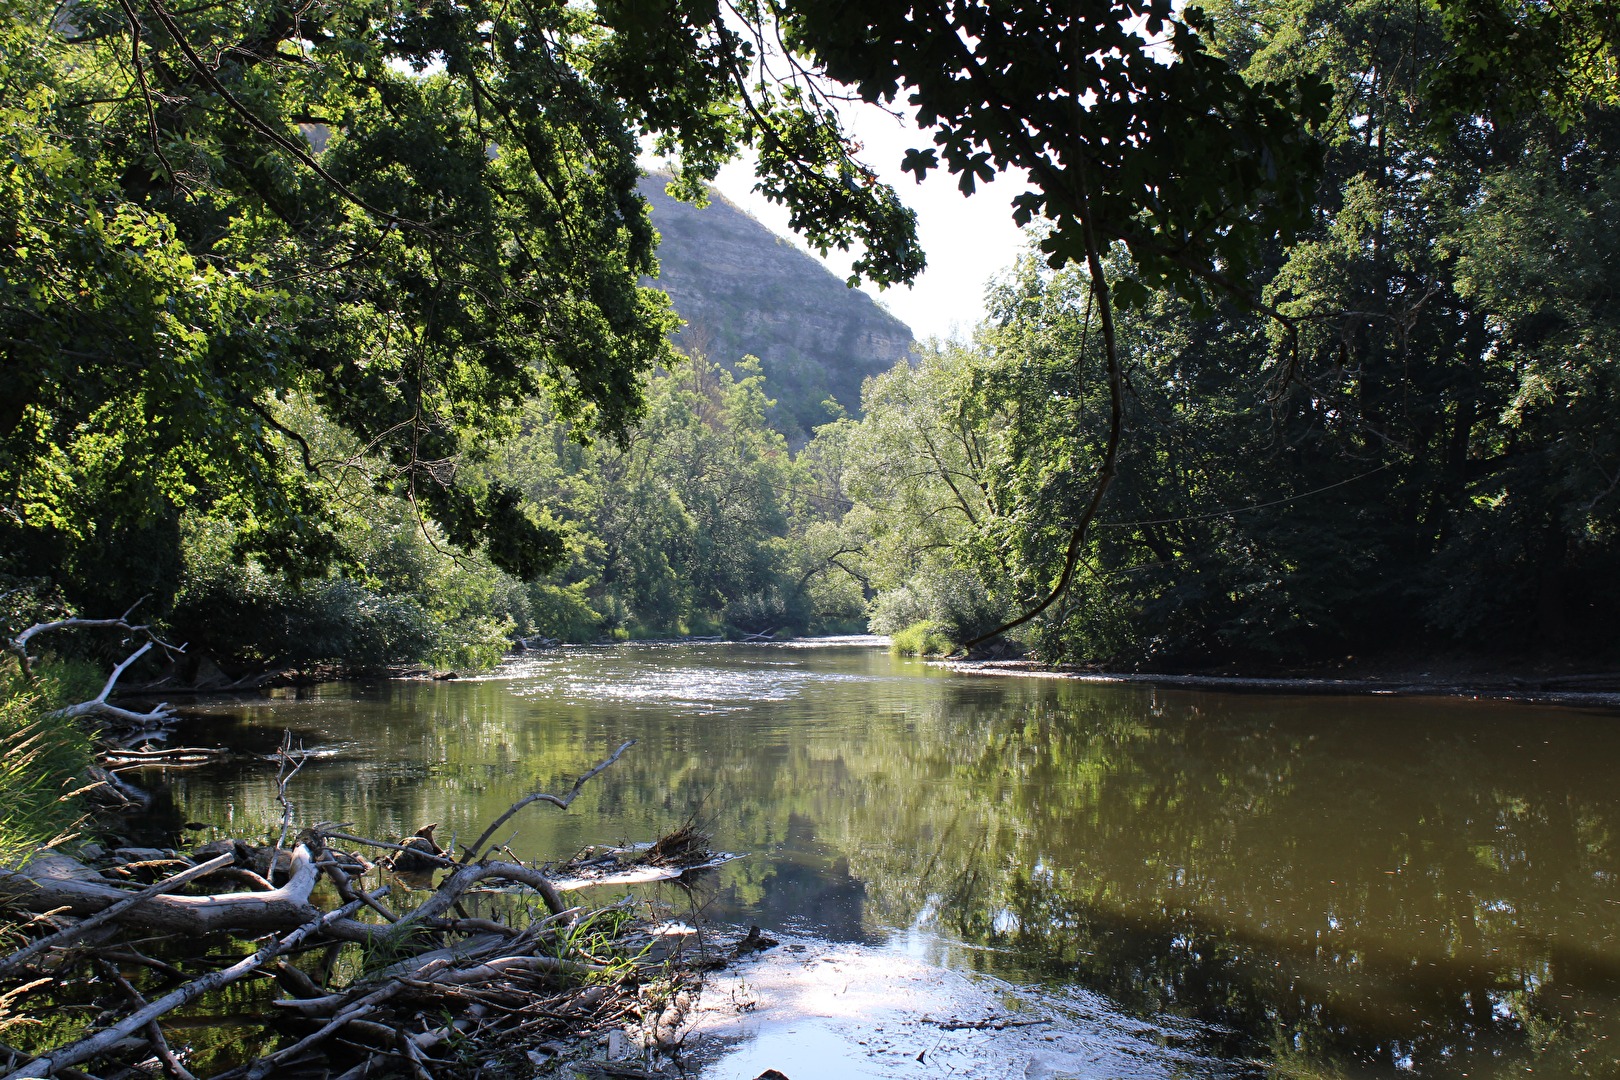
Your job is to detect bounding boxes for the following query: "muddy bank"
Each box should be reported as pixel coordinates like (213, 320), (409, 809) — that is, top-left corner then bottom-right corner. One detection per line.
(941, 659), (1620, 708)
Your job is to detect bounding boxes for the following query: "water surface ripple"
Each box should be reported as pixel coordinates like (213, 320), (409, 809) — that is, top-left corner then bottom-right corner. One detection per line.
(159, 640), (1620, 1079)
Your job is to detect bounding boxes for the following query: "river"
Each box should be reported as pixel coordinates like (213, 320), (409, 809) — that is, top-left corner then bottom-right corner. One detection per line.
(153, 638), (1620, 1078)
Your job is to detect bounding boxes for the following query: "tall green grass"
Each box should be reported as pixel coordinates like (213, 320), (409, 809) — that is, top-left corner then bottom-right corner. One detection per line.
(0, 666), (97, 868)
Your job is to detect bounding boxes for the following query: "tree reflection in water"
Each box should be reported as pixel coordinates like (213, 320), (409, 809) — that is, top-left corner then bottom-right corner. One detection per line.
(162, 645), (1620, 1077)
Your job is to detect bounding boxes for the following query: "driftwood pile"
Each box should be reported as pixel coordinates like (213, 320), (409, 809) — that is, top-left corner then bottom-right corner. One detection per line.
(0, 740), (730, 1079)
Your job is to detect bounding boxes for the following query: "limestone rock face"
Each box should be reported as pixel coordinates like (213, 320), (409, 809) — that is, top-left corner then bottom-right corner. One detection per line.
(639, 175), (915, 445)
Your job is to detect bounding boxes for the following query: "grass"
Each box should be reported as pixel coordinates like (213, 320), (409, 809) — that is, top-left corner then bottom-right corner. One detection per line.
(0, 662), (98, 869)
(889, 620), (954, 657)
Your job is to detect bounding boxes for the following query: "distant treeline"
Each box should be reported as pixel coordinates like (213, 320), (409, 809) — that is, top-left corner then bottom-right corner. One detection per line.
(58, 354), (862, 676)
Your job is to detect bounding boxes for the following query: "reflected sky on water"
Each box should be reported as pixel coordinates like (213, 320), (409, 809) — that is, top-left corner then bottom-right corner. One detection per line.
(149, 639), (1620, 1078)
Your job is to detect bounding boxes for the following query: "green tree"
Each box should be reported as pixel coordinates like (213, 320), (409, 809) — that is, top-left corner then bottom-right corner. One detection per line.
(1, 0), (925, 615)
(1429, 0), (1619, 126)
(820, 0), (1620, 664)
(484, 352), (808, 639)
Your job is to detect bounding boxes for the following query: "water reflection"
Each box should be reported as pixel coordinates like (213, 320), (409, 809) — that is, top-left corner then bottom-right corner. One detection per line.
(725, 813), (874, 945)
(146, 642), (1620, 1078)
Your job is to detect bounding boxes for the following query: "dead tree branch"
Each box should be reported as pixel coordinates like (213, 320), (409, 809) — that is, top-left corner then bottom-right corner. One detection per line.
(9, 605), (184, 728)
(461, 740), (636, 863)
(0, 845), (320, 936)
(44, 643), (175, 727)
(0, 893), (373, 1080)
(0, 852), (234, 977)
(0, 737), (717, 1079)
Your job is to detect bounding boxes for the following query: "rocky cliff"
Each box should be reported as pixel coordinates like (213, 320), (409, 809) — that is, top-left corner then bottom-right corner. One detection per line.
(639, 174), (915, 445)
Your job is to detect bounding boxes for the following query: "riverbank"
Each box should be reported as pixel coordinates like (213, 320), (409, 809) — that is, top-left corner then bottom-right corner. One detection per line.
(941, 657), (1620, 708)
(31, 637), (1620, 1079)
(0, 739), (733, 1079)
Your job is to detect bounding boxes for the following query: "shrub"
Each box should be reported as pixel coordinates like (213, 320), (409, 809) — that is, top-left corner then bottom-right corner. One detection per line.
(505, 580), (604, 643)
(889, 620), (954, 657)
(172, 515), (516, 672)
(868, 569), (1005, 643)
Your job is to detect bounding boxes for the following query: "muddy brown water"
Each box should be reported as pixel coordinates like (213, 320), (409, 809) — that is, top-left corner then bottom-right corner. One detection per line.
(144, 638), (1620, 1078)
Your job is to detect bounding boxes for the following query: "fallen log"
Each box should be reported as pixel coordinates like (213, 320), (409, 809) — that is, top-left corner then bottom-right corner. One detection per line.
(551, 851), (741, 892)
(418, 954), (603, 986)
(232, 945), (596, 1080)
(97, 960), (199, 1080)
(99, 747), (225, 762)
(0, 893), (375, 1080)
(45, 643), (176, 728)
(0, 845), (319, 936)
(0, 737), (707, 1079)
(0, 852), (235, 977)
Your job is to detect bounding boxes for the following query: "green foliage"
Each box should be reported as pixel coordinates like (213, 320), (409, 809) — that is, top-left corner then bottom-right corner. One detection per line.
(171, 511), (514, 672)
(808, 0), (1620, 664)
(482, 351), (851, 640)
(1, 0), (925, 622)
(1428, 0), (1619, 127)
(888, 620), (954, 658)
(12, 0), (1609, 670)
(779, 0), (1331, 301)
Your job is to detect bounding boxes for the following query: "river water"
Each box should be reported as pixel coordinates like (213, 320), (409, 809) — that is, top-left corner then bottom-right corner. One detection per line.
(154, 639), (1620, 1078)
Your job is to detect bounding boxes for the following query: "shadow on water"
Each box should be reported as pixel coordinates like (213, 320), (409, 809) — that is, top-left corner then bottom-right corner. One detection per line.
(140, 641), (1620, 1078)
(714, 812), (876, 945)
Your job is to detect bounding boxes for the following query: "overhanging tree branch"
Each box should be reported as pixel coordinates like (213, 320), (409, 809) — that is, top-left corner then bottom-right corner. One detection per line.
(141, 0), (429, 232)
(963, 162), (1122, 648)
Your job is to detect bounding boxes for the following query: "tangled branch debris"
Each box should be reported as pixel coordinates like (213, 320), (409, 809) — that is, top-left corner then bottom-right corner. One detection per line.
(0, 739), (735, 1078)
(8, 606), (185, 738)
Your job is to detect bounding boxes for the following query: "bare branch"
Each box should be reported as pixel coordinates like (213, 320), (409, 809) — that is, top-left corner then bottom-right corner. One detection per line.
(460, 741), (636, 865)
(44, 642), (178, 728)
(270, 731), (308, 868)
(0, 891), (374, 1080)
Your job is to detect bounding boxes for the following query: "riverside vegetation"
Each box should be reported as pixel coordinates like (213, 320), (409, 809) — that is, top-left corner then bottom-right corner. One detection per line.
(1, 0), (1617, 1074)
(8, 0), (1616, 670)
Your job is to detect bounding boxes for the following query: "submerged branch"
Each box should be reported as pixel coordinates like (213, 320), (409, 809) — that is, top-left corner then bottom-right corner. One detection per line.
(460, 740), (636, 863)
(1, 894), (373, 1080)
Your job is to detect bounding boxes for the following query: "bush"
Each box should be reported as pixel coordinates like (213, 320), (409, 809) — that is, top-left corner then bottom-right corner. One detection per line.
(722, 586), (794, 636)
(889, 620), (954, 657)
(868, 568), (1005, 643)
(503, 580), (604, 643)
(173, 515), (516, 672)
(867, 584), (930, 635)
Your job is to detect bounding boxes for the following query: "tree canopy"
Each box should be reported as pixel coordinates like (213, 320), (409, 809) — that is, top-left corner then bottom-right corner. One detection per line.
(806, 0), (1620, 664)
(3, 0), (1342, 619)
(1, 0), (922, 608)
(10, 0), (1610, 669)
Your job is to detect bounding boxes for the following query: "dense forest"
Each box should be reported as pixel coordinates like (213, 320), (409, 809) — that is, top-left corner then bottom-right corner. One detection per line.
(762, 0), (1620, 669)
(2, 0), (1616, 689)
(828, 0), (1620, 666)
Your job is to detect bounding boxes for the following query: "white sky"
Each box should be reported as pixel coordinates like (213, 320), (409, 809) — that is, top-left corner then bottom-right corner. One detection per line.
(697, 103), (1033, 344)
